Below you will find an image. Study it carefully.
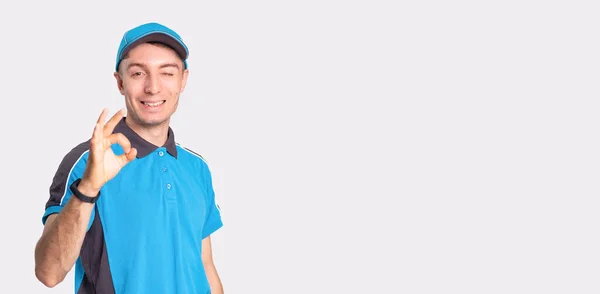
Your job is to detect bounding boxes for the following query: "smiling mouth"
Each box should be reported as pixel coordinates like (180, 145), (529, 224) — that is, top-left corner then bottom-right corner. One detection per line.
(141, 100), (166, 107)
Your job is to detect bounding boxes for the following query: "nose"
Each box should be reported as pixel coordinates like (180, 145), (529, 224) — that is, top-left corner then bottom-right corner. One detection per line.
(144, 73), (161, 95)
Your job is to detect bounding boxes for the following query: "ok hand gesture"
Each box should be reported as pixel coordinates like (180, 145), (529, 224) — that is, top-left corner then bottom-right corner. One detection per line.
(80, 108), (138, 195)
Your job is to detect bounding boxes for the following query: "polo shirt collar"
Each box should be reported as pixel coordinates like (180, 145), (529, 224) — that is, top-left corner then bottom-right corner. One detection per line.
(114, 117), (178, 159)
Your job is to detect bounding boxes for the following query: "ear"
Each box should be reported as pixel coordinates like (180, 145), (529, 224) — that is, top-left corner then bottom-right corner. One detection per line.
(180, 69), (189, 93)
(114, 71), (125, 95)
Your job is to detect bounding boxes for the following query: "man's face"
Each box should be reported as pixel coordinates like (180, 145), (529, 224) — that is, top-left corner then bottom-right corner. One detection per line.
(114, 42), (188, 128)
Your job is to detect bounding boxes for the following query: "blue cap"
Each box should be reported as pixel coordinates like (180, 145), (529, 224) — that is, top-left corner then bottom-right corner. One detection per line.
(115, 22), (189, 72)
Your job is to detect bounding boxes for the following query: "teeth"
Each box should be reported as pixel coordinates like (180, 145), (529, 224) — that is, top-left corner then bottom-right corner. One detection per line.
(142, 101), (165, 107)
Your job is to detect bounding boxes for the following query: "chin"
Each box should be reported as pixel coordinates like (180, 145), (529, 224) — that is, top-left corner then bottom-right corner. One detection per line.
(141, 118), (169, 127)
(129, 113), (168, 127)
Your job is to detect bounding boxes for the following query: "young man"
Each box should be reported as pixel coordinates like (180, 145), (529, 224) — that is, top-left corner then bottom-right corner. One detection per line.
(34, 22), (224, 294)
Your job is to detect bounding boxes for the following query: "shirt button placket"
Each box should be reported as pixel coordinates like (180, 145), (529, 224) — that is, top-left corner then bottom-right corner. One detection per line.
(158, 148), (175, 201)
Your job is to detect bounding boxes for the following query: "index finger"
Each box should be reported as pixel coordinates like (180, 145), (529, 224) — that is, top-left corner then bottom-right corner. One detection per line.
(103, 108), (126, 136)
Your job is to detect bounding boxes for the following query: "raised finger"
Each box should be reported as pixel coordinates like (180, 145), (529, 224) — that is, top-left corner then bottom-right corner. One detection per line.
(107, 132), (131, 153)
(96, 108), (108, 125)
(90, 121), (103, 153)
(103, 109), (126, 137)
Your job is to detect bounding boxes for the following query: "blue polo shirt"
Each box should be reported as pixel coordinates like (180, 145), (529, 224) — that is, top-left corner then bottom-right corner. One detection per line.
(41, 118), (223, 294)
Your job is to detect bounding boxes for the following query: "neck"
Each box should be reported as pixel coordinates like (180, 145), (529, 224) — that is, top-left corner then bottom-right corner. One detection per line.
(125, 117), (171, 147)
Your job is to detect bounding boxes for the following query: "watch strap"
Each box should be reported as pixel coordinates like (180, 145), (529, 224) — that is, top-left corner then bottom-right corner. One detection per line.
(70, 178), (100, 203)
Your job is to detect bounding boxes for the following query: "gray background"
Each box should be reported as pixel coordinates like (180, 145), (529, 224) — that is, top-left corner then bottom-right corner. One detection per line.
(1, 0), (599, 293)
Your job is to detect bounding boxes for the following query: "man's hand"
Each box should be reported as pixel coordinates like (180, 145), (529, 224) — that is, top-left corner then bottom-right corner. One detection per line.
(79, 108), (137, 194)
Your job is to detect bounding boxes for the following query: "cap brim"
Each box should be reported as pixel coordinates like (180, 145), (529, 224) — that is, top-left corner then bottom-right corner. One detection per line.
(120, 32), (188, 63)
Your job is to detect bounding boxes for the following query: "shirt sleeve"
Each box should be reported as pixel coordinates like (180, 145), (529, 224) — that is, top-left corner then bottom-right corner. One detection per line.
(42, 142), (95, 230)
(201, 165), (223, 239)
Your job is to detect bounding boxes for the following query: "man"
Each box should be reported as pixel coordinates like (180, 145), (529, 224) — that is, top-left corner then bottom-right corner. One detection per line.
(33, 22), (224, 294)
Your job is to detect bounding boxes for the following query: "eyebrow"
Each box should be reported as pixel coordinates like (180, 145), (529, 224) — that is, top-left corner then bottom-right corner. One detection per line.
(127, 62), (181, 71)
(160, 63), (180, 70)
(126, 62), (146, 71)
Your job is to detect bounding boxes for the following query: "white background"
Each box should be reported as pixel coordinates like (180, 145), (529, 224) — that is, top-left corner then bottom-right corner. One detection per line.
(0, 0), (599, 293)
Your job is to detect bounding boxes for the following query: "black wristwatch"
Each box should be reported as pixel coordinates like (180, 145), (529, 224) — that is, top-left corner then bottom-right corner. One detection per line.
(70, 179), (100, 203)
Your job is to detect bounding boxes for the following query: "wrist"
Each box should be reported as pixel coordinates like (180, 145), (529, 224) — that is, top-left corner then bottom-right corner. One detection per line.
(75, 179), (101, 198)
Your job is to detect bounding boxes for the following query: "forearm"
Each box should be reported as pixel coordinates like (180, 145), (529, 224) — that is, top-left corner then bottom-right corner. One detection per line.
(204, 262), (224, 294)
(34, 182), (97, 287)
